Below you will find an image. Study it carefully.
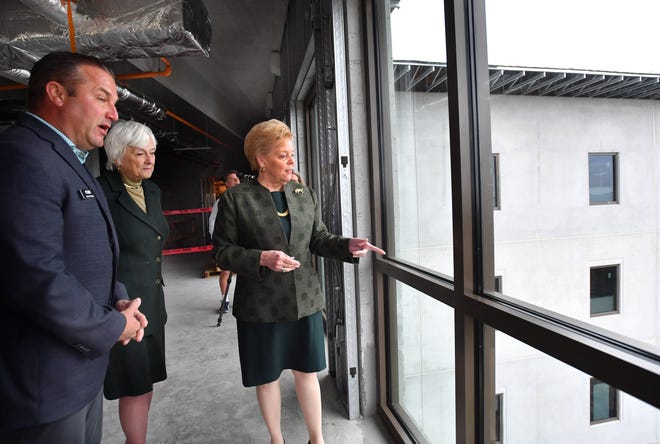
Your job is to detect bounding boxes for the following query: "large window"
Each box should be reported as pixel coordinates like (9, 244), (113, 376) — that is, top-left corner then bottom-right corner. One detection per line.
(390, 281), (455, 443)
(488, 4), (656, 345)
(371, 0), (660, 442)
(384, 0), (453, 278)
(486, 1), (658, 440)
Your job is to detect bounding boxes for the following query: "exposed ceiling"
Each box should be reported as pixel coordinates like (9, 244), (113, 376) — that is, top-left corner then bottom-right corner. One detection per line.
(394, 61), (660, 99)
(144, 0), (290, 137)
(0, 0), (290, 168)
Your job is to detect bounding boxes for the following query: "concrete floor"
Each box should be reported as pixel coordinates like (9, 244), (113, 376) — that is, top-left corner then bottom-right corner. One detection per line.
(101, 252), (392, 444)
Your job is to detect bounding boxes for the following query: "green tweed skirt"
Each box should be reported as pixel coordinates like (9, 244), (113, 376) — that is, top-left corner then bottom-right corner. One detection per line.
(236, 310), (326, 387)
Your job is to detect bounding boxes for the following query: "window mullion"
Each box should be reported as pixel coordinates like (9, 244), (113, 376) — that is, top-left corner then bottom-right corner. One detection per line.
(445, 0), (493, 442)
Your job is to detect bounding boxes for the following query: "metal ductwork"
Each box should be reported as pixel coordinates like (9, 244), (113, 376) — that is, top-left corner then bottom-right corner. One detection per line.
(0, 65), (167, 119)
(116, 86), (166, 119)
(0, 0), (211, 70)
(0, 69), (30, 84)
(0, 0), (207, 119)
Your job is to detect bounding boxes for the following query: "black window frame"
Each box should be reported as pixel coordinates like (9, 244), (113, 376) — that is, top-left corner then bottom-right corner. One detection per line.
(368, 0), (660, 442)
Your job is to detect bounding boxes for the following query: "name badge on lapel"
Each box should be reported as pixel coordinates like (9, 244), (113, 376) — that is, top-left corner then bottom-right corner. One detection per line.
(78, 189), (95, 199)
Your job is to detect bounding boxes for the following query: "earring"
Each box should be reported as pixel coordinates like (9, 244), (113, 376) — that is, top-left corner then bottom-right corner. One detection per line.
(260, 166), (265, 172)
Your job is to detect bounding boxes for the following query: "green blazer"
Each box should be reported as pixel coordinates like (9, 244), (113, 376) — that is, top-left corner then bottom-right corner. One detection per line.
(97, 169), (170, 336)
(213, 180), (356, 323)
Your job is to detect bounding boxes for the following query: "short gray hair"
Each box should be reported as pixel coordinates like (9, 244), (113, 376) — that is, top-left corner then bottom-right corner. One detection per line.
(104, 120), (157, 170)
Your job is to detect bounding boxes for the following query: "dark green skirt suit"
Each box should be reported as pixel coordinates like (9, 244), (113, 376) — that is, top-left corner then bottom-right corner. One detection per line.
(98, 169), (170, 399)
(213, 180), (356, 386)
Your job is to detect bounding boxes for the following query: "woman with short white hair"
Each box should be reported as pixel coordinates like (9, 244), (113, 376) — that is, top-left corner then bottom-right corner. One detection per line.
(98, 120), (170, 444)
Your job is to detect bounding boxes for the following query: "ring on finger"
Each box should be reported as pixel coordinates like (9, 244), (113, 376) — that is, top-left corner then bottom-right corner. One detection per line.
(282, 267), (287, 272)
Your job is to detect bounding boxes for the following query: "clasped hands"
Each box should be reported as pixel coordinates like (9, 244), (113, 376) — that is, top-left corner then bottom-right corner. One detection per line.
(261, 250), (301, 273)
(115, 298), (148, 345)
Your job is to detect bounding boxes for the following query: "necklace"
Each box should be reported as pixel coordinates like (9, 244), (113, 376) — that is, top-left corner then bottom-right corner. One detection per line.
(277, 209), (289, 217)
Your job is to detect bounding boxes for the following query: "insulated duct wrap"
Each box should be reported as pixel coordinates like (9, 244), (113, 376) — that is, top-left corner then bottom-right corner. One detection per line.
(116, 86), (166, 119)
(0, 0), (211, 71)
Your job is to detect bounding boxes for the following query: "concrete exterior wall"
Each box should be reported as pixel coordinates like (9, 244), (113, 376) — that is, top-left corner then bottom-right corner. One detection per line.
(390, 91), (660, 442)
(496, 338), (659, 443)
(490, 95), (659, 342)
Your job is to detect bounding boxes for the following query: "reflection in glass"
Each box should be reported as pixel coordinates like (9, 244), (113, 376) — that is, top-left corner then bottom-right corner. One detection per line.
(391, 281), (455, 443)
(488, 0), (659, 349)
(589, 154), (617, 204)
(385, 0), (453, 277)
(495, 331), (655, 442)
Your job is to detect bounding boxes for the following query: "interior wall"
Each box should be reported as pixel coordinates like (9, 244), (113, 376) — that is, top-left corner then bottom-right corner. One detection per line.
(275, 0), (382, 417)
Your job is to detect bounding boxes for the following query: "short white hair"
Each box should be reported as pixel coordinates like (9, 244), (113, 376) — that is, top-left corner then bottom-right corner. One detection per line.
(104, 120), (157, 170)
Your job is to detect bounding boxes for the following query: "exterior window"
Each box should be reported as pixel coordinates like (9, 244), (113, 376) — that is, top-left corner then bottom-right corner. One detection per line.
(384, 1), (453, 277)
(495, 392), (504, 443)
(373, 0), (660, 442)
(589, 153), (618, 204)
(590, 378), (618, 423)
(494, 275), (502, 293)
(493, 153), (500, 210)
(590, 265), (619, 316)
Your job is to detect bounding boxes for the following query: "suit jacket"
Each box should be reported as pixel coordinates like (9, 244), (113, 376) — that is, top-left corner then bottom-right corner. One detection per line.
(213, 180), (356, 323)
(0, 114), (128, 428)
(97, 169), (169, 336)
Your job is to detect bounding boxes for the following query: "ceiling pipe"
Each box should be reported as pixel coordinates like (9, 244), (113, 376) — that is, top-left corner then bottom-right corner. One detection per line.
(0, 70), (227, 144)
(0, 69), (30, 90)
(117, 58), (172, 81)
(0, 71), (227, 145)
(1, 56), (173, 87)
(65, 0), (77, 53)
(116, 86), (166, 120)
(0, 68), (166, 119)
(166, 110), (229, 148)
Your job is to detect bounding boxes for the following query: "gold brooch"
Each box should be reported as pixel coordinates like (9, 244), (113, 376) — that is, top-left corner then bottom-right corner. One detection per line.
(294, 188), (304, 195)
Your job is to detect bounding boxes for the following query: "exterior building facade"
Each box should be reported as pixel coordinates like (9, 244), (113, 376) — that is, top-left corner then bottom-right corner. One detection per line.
(270, 1), (660, 442)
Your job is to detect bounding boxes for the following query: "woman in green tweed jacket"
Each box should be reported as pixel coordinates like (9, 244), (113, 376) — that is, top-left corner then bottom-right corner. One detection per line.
(213, 119), (384, 444)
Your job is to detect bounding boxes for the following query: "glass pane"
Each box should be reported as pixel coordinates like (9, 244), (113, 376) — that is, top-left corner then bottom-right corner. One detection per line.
(589, 154), (616, 204)
(590, 265), (618, 315)
(487, 0), (660, 348)
(495, 331), (657, 442)
(590, 379), (618, 422)
(384, 0), (452, 277)
(391, 281), (455, 443)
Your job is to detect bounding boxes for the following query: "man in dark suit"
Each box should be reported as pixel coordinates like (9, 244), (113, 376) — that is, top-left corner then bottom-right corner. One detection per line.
(0, 52), (147, 444)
